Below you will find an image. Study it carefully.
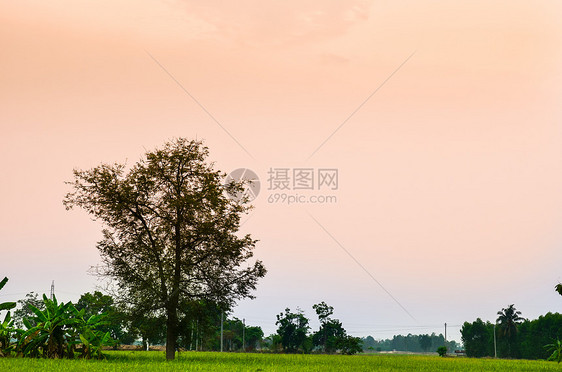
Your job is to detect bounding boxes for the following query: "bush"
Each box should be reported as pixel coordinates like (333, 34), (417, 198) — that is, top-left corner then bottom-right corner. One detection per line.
(437, 346), (447, 357)
(339, 336), (363, 355)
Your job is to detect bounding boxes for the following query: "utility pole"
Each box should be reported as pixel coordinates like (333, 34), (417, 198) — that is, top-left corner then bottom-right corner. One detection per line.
(242, 318), (245, 352)
(190, 320), (194, 351)
(444, 323), (447, 353)
(494, 323), (498, 359)
(220, 311), (224, 352)
(50, 280), (54, 300)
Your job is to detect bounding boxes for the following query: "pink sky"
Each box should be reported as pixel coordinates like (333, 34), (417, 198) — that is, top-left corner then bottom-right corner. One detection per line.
(1, 0), (562, 340)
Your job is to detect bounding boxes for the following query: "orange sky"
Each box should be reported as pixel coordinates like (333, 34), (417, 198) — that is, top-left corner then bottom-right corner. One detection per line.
(1, 0), (562, 340)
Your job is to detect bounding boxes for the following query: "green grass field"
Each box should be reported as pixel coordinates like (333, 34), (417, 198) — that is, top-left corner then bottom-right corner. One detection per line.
(0, 351), (559, 371)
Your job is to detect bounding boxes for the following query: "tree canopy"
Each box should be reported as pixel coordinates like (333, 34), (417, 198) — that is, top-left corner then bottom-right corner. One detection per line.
(64, 138), (266, 359)
(276, 308), (310, 353)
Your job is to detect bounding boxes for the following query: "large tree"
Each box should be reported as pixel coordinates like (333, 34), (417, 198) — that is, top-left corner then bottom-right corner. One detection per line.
(64, 138), (266, 360)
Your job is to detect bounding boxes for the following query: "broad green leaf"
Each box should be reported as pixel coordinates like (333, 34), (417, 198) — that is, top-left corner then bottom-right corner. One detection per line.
(0, 302), (16, 311)
(3, 311), (11, 324)
(79, 334), (89, 346)
(28, 304), (47, 322)
(0, 277), (8, 291)
(23, 318), (32, 330)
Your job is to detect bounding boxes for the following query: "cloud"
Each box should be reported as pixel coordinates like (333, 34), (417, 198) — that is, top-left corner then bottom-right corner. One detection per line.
(172, 0), (373, 47)
(318, 53), (350, 65)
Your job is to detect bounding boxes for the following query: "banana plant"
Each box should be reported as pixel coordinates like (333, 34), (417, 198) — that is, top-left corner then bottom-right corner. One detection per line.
(72, 309), (115, 359)
(546, 339), (562, 363)
(15, 293), (116, 359)
(78, 328), (113, 359)
(0, 276), (17, 357)
(19, 294), (79, 358)
(0, 311), (18, 357)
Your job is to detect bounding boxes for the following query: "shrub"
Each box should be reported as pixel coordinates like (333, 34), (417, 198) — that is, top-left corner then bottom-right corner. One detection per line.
(437, 346), (447, 357)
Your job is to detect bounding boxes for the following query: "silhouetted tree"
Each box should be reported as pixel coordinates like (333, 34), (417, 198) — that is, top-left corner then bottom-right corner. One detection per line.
(64, 139), (266, 360)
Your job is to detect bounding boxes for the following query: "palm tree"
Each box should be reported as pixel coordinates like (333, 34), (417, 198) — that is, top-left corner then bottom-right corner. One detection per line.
(496, 304), (524, 358)
(555, 283), (562, 296)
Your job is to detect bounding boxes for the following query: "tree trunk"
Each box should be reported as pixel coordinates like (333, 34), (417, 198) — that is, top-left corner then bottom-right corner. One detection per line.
(166, 207), (182, 360)
(166, 304), (178, 360)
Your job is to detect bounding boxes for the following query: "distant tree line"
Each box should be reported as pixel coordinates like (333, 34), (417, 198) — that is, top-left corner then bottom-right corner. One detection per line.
(361, 333), (459, 353)
(461, 303), (562, 360)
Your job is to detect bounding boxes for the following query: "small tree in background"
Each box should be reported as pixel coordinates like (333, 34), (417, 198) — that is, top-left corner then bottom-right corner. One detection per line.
(312, 302), (336, 353)
(338, 335), (363, 355)
(244, 325), (265, 351)
(75, 291), (126, 345)
(276, 308), (310, 353)
(13, 292), (44, 329)
(311, 302), (362, 355)
(461, 318), (494, 357)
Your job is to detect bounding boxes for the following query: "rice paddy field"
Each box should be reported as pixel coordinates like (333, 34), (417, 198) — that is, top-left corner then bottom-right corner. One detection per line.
(0, 351), (560, 371)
